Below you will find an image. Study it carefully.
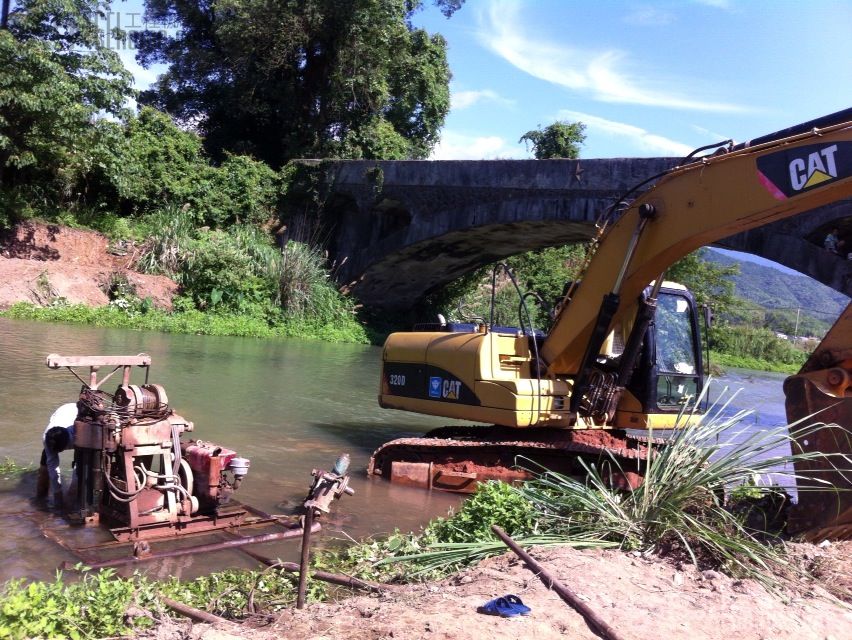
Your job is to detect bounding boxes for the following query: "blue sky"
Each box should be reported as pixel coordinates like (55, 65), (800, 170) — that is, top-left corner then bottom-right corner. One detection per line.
(411, 0), (852, 160)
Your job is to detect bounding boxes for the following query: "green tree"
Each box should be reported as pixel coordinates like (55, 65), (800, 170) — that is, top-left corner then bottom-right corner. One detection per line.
(0, 0), (133, 222)
(520, 121), (586, 159)
(133, 0), (461, 167)
(666, 248), (739, 316)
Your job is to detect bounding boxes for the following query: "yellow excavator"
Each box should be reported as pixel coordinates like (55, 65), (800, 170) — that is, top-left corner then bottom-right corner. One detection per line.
(370, 108), (852, 538)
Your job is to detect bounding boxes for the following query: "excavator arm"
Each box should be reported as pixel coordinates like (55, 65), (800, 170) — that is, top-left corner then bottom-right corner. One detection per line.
(543, 109), (852, 377)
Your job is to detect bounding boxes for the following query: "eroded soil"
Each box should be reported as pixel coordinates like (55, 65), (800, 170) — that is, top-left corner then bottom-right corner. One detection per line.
(0, 222), (176, 309)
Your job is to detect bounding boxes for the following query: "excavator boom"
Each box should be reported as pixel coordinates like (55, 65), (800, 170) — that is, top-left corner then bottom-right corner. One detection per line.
(544, 110), (852, 375)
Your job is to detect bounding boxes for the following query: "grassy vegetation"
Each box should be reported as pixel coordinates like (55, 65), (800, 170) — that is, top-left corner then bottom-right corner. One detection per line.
(1, 301), (369, 344)
(0, 458), (32, 480)
(709, 350), (801, 375)
(710, 324), (808, 374)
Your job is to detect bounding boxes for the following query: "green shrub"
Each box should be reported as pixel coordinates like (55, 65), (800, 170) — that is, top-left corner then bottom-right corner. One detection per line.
(425, 480), (536, 543)
(0, 569), (156, 639)
(180, 230), (278, 314)
(711, 324), (806, 367)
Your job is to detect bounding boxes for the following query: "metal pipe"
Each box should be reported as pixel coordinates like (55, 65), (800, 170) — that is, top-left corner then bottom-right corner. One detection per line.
(65, 523), (320, 570)
(296, 508), (316, 609)
(492, 525), (628, 640)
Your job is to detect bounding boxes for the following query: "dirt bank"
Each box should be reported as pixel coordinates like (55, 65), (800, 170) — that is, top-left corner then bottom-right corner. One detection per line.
(146, 542), (852, 640)
(0, 222), (177, 309)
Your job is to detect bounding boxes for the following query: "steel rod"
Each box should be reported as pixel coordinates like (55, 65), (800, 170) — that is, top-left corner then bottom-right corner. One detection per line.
(491, 525), (628, 640)
(68, 523), (320, 570)
(296, 508), (315, 609)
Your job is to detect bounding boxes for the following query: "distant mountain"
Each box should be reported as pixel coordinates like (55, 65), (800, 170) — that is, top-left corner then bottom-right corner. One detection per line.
(704, 249), (848, 333)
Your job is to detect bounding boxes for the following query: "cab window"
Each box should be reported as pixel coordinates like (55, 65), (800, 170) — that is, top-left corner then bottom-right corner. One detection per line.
(655, 293), (699, 409)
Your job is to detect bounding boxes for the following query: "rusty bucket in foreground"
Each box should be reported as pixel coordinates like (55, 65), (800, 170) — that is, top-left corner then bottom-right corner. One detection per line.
(784, 307), (852, 541)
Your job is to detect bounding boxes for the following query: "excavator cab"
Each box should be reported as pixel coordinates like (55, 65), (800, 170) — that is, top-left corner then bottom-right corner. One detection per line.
(580, 282), (705, 429)
(627, 282), (704, 414)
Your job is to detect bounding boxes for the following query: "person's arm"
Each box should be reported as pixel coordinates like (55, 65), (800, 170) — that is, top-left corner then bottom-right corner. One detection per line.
(43, 443), (62, 502)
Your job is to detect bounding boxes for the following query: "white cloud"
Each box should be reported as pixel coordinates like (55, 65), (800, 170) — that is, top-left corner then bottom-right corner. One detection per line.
(690, 124), (734, 143)
(431, 131), (525, 160)
(478, 0), (747, 113)
(624, 7), (675, 26)
(693, 0), (732, 9)
(558, 110), (694, 156)
(452, 88), (514, 110)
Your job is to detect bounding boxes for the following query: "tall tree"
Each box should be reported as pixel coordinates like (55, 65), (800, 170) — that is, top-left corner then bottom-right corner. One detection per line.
(0, 0), (133, 219)
(133, 0), (460, 167)
(520, 121), (586, 159)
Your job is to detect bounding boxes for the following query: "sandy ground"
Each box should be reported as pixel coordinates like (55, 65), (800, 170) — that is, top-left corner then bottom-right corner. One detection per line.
(144, 542), (852, 640)
(0, 222), (177, 309)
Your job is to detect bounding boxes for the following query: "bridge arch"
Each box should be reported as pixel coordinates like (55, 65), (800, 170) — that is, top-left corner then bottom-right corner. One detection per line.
(321, 159), (852, 310)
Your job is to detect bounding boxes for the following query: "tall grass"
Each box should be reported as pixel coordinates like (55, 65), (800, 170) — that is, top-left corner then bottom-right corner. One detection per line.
(514, 388), (852, 589)
(279, 240), (355, 322)
(134, 205), (197, 276)
(386, 387), (851, 592)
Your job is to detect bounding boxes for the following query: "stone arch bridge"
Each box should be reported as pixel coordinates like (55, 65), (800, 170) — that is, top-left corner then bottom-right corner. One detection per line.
(316, 158), (852, 311)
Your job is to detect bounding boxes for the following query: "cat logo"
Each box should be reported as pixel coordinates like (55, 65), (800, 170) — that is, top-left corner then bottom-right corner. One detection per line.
(428, 376), (462, 400)
(757, 142), (851, 200)
(789, 144), (838, 191)
(442, 379), (461, 400)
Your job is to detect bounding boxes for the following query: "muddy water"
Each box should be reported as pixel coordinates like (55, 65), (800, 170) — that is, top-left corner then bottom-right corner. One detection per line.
(0, 318), (790, 583)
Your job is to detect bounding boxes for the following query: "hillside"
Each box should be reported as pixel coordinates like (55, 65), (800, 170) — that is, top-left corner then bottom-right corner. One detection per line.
(705, 249), (848, 335)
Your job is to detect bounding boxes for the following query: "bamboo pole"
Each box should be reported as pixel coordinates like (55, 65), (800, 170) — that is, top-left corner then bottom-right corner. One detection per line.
(296, 508), (315, 609)
(491, 525), (628, 640)
(160, 596), (235, 627)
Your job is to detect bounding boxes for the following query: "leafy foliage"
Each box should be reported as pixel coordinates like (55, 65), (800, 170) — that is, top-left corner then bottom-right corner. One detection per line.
(0, 568), (157, 639)
(134, 0), (459, 166)
(0, 457), (32, 480)
(667, 248), (739, 316)
(426, 245), (587, 331)
(158, 567), (299, 619)
(520, 121), (586, 159)
(0, 0), (133, 225)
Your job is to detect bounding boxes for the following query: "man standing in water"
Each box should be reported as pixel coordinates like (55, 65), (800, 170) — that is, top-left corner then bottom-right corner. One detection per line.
(36, 403), (78, 509)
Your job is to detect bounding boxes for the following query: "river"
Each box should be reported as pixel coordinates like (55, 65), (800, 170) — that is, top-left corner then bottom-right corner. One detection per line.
(0, 318), (791, 583)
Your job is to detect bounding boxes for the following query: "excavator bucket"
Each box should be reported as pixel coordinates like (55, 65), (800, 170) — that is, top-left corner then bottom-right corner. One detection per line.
(784, 304), (852, 540)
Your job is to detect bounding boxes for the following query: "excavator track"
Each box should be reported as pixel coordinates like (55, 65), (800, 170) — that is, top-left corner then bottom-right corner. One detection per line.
(368, 425), (667, 493)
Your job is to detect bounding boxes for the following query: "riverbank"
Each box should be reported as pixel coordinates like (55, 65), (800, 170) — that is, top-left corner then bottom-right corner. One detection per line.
(0, 222), (370, 344)
(5, 539), (849, 640)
